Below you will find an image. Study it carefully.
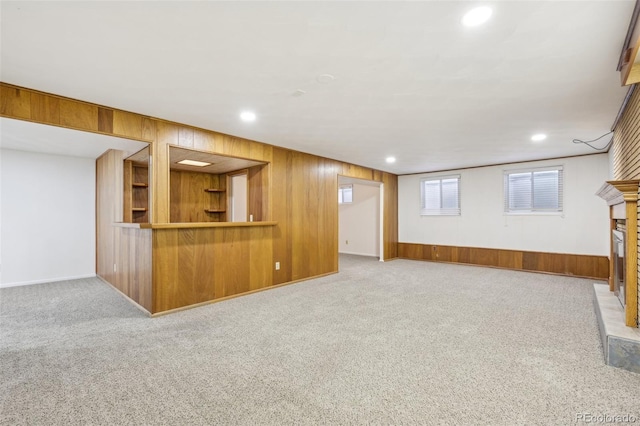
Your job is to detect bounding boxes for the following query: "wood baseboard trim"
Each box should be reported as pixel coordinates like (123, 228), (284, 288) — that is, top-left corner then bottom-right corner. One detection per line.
(398, 243), (609, 280)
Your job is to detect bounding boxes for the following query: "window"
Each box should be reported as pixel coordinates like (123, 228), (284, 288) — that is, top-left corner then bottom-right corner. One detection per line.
(338, 184), (353, 204)
(504, 166), (563, 213)
(420, 175), (460, 215)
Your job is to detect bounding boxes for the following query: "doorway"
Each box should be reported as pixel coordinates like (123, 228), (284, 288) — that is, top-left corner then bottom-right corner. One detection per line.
(337, 176), (383, 262)
(228, 171), (248, 222)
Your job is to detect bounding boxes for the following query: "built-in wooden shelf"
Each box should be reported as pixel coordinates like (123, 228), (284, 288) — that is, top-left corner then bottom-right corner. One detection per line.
(132, 207), (147, 212)
(204, 209), (226, 213)
(133, 182), (148, 188)
(205, 188), (226, 192)
(141, 221), (278, 229)
(114, 221), (277, 230)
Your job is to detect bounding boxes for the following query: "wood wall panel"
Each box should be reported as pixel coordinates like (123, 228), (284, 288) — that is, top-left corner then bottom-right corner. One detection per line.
(382, 172), (399, 260)
(97, 151), (152, 312)
(271, 147), (293, 285)
(194, 129), (218, 152)
(399, 242), (609, 280)
(249, 226), (274, 291)
(153, 227), (270, 313)
(497, 250), (522, 269)
(398, 243), (422, 259)
(115, 227), (153, 312)
(153, 122), (176, 223)
(0, 85), (30, 119)
(31, 92), (60, 124)
(248, 164), (269, 221)
(98, 107), (114, 133)
(178, 126), (195, 148)
(113, 110), (144, 140)
(170, 170), (219, 223)
(96, 150), (120, 285)
(59, 99), (98, 131)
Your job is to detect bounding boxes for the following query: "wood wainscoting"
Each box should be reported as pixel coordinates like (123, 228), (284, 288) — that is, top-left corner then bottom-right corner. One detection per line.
(398, 243), (608, 280)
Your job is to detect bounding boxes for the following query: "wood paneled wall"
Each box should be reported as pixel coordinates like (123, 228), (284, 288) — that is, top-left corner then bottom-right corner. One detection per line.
(248, 164), (270, 222)
(170, 170), (225, 223)
(613, 86), (640, 326)
(1, 82), (398, 314)
(97, 151), (153, 311)
(0, 85), (156, 142)
(398, 243), (609, 280)
(152, 226), (273, 312)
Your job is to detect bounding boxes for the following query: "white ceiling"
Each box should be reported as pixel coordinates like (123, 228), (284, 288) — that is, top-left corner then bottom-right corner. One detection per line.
(0, 1), (634, 174)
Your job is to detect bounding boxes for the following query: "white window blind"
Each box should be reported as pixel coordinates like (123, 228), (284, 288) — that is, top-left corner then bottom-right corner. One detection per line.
(503, 166), (563, 213)
(338, 184), (353, 204)
(420, 175), (460, 216)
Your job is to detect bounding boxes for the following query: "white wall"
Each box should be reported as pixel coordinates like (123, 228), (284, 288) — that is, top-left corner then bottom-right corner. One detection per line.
(0, 149), (96, 287)
(339, 182), (380, 257)
(399, 154), (610, 256)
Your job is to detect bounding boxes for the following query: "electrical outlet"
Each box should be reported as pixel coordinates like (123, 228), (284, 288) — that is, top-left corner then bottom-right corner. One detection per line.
(275, 262), (280, 271)
(113, 263), (117, 272)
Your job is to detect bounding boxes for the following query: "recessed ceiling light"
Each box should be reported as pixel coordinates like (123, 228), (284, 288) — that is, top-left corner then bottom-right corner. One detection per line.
(462, 6), (493, 27)
(531, 133), (547, 142)
(177, 159), (211, 167)
(386, 156), (396, 164)
(317, 74), (335, 84)
(240, 111), (256, 122)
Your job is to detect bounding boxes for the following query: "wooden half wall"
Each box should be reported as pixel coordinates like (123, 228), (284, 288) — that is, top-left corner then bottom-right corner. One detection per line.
(1, 82), (399, 314)
(97, 150), (153, 312)
(398, 243), (609, 280)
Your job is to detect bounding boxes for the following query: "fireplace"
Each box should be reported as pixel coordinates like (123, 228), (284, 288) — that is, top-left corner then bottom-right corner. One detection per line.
(595, 179), (639, 327)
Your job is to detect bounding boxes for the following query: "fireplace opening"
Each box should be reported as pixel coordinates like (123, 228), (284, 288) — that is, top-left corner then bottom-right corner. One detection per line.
(612, 226), (626, 308)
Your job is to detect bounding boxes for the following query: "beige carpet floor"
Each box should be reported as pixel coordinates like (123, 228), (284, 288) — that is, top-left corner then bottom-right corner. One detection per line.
(1, 254), (639, 425)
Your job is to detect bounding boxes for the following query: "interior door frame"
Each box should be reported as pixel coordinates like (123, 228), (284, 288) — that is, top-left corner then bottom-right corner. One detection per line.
(227, 169), (249, 222)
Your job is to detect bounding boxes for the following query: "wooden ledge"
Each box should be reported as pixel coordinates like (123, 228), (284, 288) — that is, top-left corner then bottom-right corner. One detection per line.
(140, 221), (277, 229)
(113, 222), (143, 228)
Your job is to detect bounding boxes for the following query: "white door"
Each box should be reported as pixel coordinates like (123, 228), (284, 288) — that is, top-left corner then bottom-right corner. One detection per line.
(229, 173), (248, 222)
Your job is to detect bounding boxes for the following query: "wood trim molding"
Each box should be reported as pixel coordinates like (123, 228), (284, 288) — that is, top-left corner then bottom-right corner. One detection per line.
(398, 242), (609, 280)
(625, 200), (639, 326)
(597, 179), (639, 327)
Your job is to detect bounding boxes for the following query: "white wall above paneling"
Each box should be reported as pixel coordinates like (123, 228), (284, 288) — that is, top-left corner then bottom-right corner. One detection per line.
(0, 149), (96, 287)
(398, 154), (610, 256)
